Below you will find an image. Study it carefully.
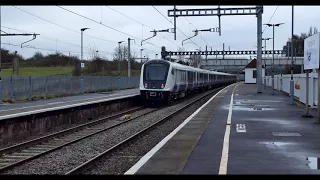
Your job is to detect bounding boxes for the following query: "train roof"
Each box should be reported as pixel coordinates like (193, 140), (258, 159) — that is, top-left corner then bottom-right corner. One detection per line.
(146, 59), (236, 76)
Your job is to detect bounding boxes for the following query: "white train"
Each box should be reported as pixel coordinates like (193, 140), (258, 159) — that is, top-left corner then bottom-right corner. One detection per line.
(139, 59), (237, 105)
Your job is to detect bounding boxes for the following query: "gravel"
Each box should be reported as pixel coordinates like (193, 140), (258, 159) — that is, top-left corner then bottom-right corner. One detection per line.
(0, 124), (80, 149)
(82, 90), (217, 174)
(1, 88), (220, 175)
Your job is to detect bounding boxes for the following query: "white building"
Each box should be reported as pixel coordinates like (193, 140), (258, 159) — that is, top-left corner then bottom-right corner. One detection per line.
(244, 59), (265, 84)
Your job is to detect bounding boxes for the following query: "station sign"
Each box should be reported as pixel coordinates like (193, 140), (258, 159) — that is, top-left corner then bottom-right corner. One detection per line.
(304, 32), (320, 70)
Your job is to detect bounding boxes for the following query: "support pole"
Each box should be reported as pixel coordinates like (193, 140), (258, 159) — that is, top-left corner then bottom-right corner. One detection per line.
(118, 42), (121, 90)
(218, 5), (221, 36)
(174, 5), (176, 40)
(302, 70), (313, 118)
(140, 49), (142, 64)
(264, 39), (267, 89)
(205, 45), (208, 65)
(290, 6), (295, 104)
(0, 6), (2, 103)
(222, 43), (225, 60)
(81, 30), (84, 94)
(318, 69), (320, 121)
(257, 6), (263, 93)
(272, 25), (275, 95)
(128, 38), (131, 78)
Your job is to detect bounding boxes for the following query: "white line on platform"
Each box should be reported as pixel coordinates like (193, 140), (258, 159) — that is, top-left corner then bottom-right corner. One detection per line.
(218, 82), (241, 175)
(124, 84), (234, 175)
(47, 102), (64, 105)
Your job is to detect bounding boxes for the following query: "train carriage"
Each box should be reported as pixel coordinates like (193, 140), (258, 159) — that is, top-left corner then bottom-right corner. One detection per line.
(140, 59), (237, 105)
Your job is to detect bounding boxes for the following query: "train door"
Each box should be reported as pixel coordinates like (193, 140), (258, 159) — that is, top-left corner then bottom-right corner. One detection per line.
(176, 69), (180, 92)
(187, 70), (192, 90)
(182, 70), (186, 91)
(195, 72), (197, 88)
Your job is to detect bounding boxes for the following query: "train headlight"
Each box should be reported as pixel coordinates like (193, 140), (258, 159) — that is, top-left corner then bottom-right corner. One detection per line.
(161, 83), (164, 88)
(144, 83), (147, 88)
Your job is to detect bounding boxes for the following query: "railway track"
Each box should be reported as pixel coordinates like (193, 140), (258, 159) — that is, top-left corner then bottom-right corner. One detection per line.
(0, 106), (160, 173)
(65, 86), (224, 175)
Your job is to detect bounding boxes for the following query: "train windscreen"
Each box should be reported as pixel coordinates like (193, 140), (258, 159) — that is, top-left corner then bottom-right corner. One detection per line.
(145, 64), (168, 81)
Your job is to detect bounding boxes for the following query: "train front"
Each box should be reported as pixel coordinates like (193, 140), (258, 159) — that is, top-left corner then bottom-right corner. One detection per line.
(139, 60), (171, 103)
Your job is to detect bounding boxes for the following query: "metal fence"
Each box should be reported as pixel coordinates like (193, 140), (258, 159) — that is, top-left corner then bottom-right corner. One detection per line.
(264, 73), (318, 107)
(2, 75), (140, 102)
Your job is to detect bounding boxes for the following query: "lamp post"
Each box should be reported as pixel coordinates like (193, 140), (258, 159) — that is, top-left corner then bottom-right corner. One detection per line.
(262, 37), (272, 89)
(118, 41), (124, 76)
(118, 41), (124, 90)
(140, 49), (144, 64)
(196, 48), (201, 68)
(290, 6), (294, 105)
(0, 6), (2, 103)
(81, 28), (89, 94)
(128, 38), (134, 78)
(264, 23), (284, 95)
(95, 51), (99, 58)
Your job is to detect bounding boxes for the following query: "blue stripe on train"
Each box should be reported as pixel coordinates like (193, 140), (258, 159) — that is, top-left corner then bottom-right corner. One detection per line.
(173, 84), (187, 92)
(173, 82), (213, 92)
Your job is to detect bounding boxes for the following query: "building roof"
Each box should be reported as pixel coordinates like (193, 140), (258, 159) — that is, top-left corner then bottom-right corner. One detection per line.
(245, 59), (265, 69)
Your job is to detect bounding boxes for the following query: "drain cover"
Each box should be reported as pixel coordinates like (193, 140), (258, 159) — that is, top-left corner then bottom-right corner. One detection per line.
(272, 132), (301, 137)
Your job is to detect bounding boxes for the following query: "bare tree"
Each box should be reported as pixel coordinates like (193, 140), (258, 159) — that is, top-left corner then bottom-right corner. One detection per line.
(283, 25), (319, 57)
(113, 45), (129, 61)
(185, 54), (201, 68)
(314, 26), (318, 34)
(308, 26), (313, 37)
(111, 44), (142, 75)
(89, 47), (100, 60)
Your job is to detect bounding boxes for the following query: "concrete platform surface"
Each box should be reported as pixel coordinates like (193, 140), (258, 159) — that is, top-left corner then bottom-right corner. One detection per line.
(128, 83), (320, 174)
(227, 84), (320, 174)
(0, 88), (139, 120)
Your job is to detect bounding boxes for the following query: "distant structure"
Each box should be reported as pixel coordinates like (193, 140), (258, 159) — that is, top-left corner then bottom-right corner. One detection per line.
(244, 59), (265, 84)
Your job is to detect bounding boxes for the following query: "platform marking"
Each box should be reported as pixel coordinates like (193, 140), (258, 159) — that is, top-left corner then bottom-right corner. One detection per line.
(124, 84), (234, 175)
(236, 124), (246, 133)
(47, 102), (64, 105)
(218, 82), (241, 175)
(272, 132), (301, 137)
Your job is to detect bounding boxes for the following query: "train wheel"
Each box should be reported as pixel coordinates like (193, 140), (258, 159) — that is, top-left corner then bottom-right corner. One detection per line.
(161, 96), (170, 106)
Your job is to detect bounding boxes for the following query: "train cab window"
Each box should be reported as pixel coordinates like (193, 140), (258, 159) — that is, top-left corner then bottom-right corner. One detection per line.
(145, 63), (168, 81)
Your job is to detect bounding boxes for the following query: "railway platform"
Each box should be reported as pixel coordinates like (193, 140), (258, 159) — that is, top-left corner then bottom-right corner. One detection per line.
(126, 83), (320, 174)
(0, 88), (139, 120)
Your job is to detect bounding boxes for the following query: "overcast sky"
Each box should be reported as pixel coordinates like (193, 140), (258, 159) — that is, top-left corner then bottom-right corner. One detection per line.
(1, 5), (319, 60)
